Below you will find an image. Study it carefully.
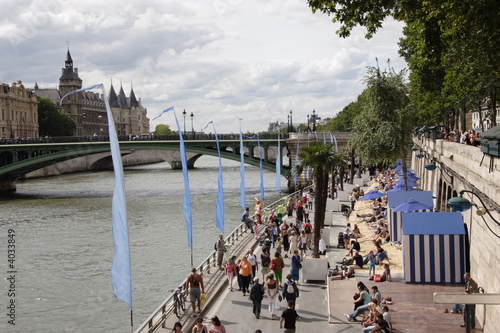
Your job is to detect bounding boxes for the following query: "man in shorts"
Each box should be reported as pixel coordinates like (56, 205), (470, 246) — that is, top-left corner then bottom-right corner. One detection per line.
(185, 267), (205, 316)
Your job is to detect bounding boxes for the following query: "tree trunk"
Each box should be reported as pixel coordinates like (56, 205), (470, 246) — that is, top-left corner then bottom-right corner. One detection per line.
(491, 86), (497, 127)
(349, 148), (355, 184)
(312, 165), (325, 258)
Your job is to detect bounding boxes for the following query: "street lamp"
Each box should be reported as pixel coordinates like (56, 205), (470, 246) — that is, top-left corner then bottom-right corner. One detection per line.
(307, 114), (310, 132)
(287, 114), (290, 132)
(289, 110), (293, 132)
(190, 112), (194, 136)
(448, 190), (499, 225)
(182, 109), (187, 135)
(312, 109), (316, 132)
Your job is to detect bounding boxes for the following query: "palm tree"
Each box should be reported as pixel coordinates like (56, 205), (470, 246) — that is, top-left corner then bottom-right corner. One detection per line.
(297, 143), (345, 258)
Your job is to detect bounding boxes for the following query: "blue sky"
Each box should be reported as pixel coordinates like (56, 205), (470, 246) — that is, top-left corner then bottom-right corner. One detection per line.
(0, 0), (406, 133)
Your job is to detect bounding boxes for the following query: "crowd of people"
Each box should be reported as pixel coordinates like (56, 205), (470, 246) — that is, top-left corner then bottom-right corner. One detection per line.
(174, 189), (314, 332)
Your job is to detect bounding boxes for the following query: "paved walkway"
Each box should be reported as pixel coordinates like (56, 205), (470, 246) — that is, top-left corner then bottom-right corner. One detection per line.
(158, 201), (478, 332)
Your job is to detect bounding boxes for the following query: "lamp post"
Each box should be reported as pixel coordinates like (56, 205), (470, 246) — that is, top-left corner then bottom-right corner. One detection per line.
(190, 112), (194, 137)
(182, 109), (187, 135)
(287, 114), (290, 132)
(289, 110), (293, 132)
(307, 114), (310, 132)
(312, 109), (316, 132)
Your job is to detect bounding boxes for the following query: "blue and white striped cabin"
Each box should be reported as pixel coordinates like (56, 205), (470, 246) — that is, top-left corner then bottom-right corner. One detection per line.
(402, 212), (466, 284)
(387, 191), (434, 242)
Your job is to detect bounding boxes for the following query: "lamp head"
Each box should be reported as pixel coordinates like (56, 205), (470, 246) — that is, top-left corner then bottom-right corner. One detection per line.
(424, 163), (437, 171)
(447, 195), (473, 212)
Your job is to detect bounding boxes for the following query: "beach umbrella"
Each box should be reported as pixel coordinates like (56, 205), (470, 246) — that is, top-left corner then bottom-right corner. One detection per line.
(395, 179), (419, 188)
(393, 198), (433, 212)
(358, 190), (387, 201)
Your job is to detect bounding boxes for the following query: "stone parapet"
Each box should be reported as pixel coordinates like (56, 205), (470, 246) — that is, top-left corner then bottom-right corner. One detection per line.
(413, 136), (500, 333)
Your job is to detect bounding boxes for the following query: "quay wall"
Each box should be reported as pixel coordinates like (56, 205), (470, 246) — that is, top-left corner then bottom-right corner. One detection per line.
(413, 136), (500, 333)
(23, 150), (178, 178)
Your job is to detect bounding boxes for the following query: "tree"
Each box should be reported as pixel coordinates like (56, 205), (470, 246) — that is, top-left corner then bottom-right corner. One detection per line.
(38, 97), (75, 136)
(153, 124), (175, 135)
(308, 0), (500, 128)
(350, 63), (414, 187)
(297, 143), (344, 258)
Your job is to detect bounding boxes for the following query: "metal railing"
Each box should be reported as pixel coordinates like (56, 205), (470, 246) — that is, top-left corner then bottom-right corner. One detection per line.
(133, 186), (312, 333)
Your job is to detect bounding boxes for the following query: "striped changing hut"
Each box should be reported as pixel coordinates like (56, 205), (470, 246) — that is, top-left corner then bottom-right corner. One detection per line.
(402, 212), (466, 284)
(387, 191), (434, 242)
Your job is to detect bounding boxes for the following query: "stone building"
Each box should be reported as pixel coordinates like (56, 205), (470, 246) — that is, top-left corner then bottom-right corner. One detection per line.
(0, 80), (39, 139)
(35, 49), (150, 137)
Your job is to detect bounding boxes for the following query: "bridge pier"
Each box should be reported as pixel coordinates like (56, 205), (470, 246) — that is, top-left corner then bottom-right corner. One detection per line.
(0, 180), (16, 193)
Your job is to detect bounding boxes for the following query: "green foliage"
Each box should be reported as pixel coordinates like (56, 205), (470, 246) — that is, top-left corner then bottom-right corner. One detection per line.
(153, 124), (175, 135)
(37, 97), (75, 136)
(350, 63), (414, 167)
(297, 143), (346, 257)
(308, 0), (500, 128)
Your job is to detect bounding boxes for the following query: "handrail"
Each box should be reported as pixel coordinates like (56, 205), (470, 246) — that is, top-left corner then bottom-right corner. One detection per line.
(133, 185), (313, 333)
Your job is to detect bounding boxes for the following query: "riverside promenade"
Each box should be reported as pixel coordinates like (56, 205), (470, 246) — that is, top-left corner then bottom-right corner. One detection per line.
(154, 199), (472, 333)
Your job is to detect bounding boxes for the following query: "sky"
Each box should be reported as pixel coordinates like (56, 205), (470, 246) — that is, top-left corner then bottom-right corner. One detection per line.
(0, 0), (406, 134)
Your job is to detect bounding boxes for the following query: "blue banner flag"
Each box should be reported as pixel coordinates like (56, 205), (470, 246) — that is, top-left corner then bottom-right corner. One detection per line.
(151, 106), (174, 121)
(330, 132), (338, 151)
(276, 126), (281, 191)
(294, 132), (300, 185)
(235, 116), (246, 209)
(153, 106), (193, 247)
(204, 121), (225, 233)
(257, 134), (264, 200)
(62, 83), (132, 308)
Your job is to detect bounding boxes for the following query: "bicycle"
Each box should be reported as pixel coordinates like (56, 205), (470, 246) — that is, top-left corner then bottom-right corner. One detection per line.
(171, 286), (186, 318)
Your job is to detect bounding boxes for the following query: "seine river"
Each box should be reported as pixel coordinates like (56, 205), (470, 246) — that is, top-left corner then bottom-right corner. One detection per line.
(0, 157), (285, 332)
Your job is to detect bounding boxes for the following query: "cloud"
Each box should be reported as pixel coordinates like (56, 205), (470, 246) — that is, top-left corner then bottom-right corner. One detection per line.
(0, 0), (405, 133)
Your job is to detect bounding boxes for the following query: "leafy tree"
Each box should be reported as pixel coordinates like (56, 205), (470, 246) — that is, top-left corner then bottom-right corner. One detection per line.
(350, 63), (414, 186)
(153, 124), (175, 135)
(308, 0), (500, 128)
(296, 143), (344, 258)
(37, 97), (75, 136)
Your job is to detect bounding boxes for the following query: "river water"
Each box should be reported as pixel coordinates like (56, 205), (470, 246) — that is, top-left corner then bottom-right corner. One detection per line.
(0, 157), (285, 332)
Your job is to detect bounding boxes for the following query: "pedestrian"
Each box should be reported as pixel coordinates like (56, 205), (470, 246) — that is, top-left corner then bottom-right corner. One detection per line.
(253, 221), (259, 239)
(216, 234), (226, 270)
(246, 248), (259, 278)
(260, 248), (271, 281)
(462, 272), (479, 329)
(280, 300), (299, 332)
(250, 277), (265, 319)
(192, 317), (208, 333)
(271, 251), (285, 287)
(271, 222), (280, 247)
(242, 207), (254, 233)
(298, 230), (308, 257)
(266, 273), (280, 320)
(282, 274), (299, 308)
(277, 204), (284, 224)
(288, 230), (298, 257)
(239, 256), (253, 296)
(225, 255), (237, 291)
(173, 321), (183, 333)
(290, 250), (302, 284)
(209, 316), (226, 333)
(185, 268), (205, 316)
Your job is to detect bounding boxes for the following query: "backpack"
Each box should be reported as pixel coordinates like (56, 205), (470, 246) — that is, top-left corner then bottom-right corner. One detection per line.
(270, 260), (276, 270)
(286, 282), (295, 294)
(214, 242), (217, 251)
(304, 224), (311, 233)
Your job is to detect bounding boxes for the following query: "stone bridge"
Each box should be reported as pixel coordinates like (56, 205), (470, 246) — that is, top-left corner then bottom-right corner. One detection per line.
(0, 132), (353, 192)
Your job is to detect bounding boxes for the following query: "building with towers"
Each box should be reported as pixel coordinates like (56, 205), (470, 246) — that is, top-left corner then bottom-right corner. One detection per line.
(35, 48), (150, 137)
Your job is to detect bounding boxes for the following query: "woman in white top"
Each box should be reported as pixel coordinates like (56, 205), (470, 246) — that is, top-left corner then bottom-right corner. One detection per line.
(246, 249), (259, 278)
(288, 231), (298, 257)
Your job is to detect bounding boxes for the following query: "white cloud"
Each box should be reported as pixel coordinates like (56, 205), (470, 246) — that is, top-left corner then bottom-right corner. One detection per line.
(0, 0), (406, 133)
